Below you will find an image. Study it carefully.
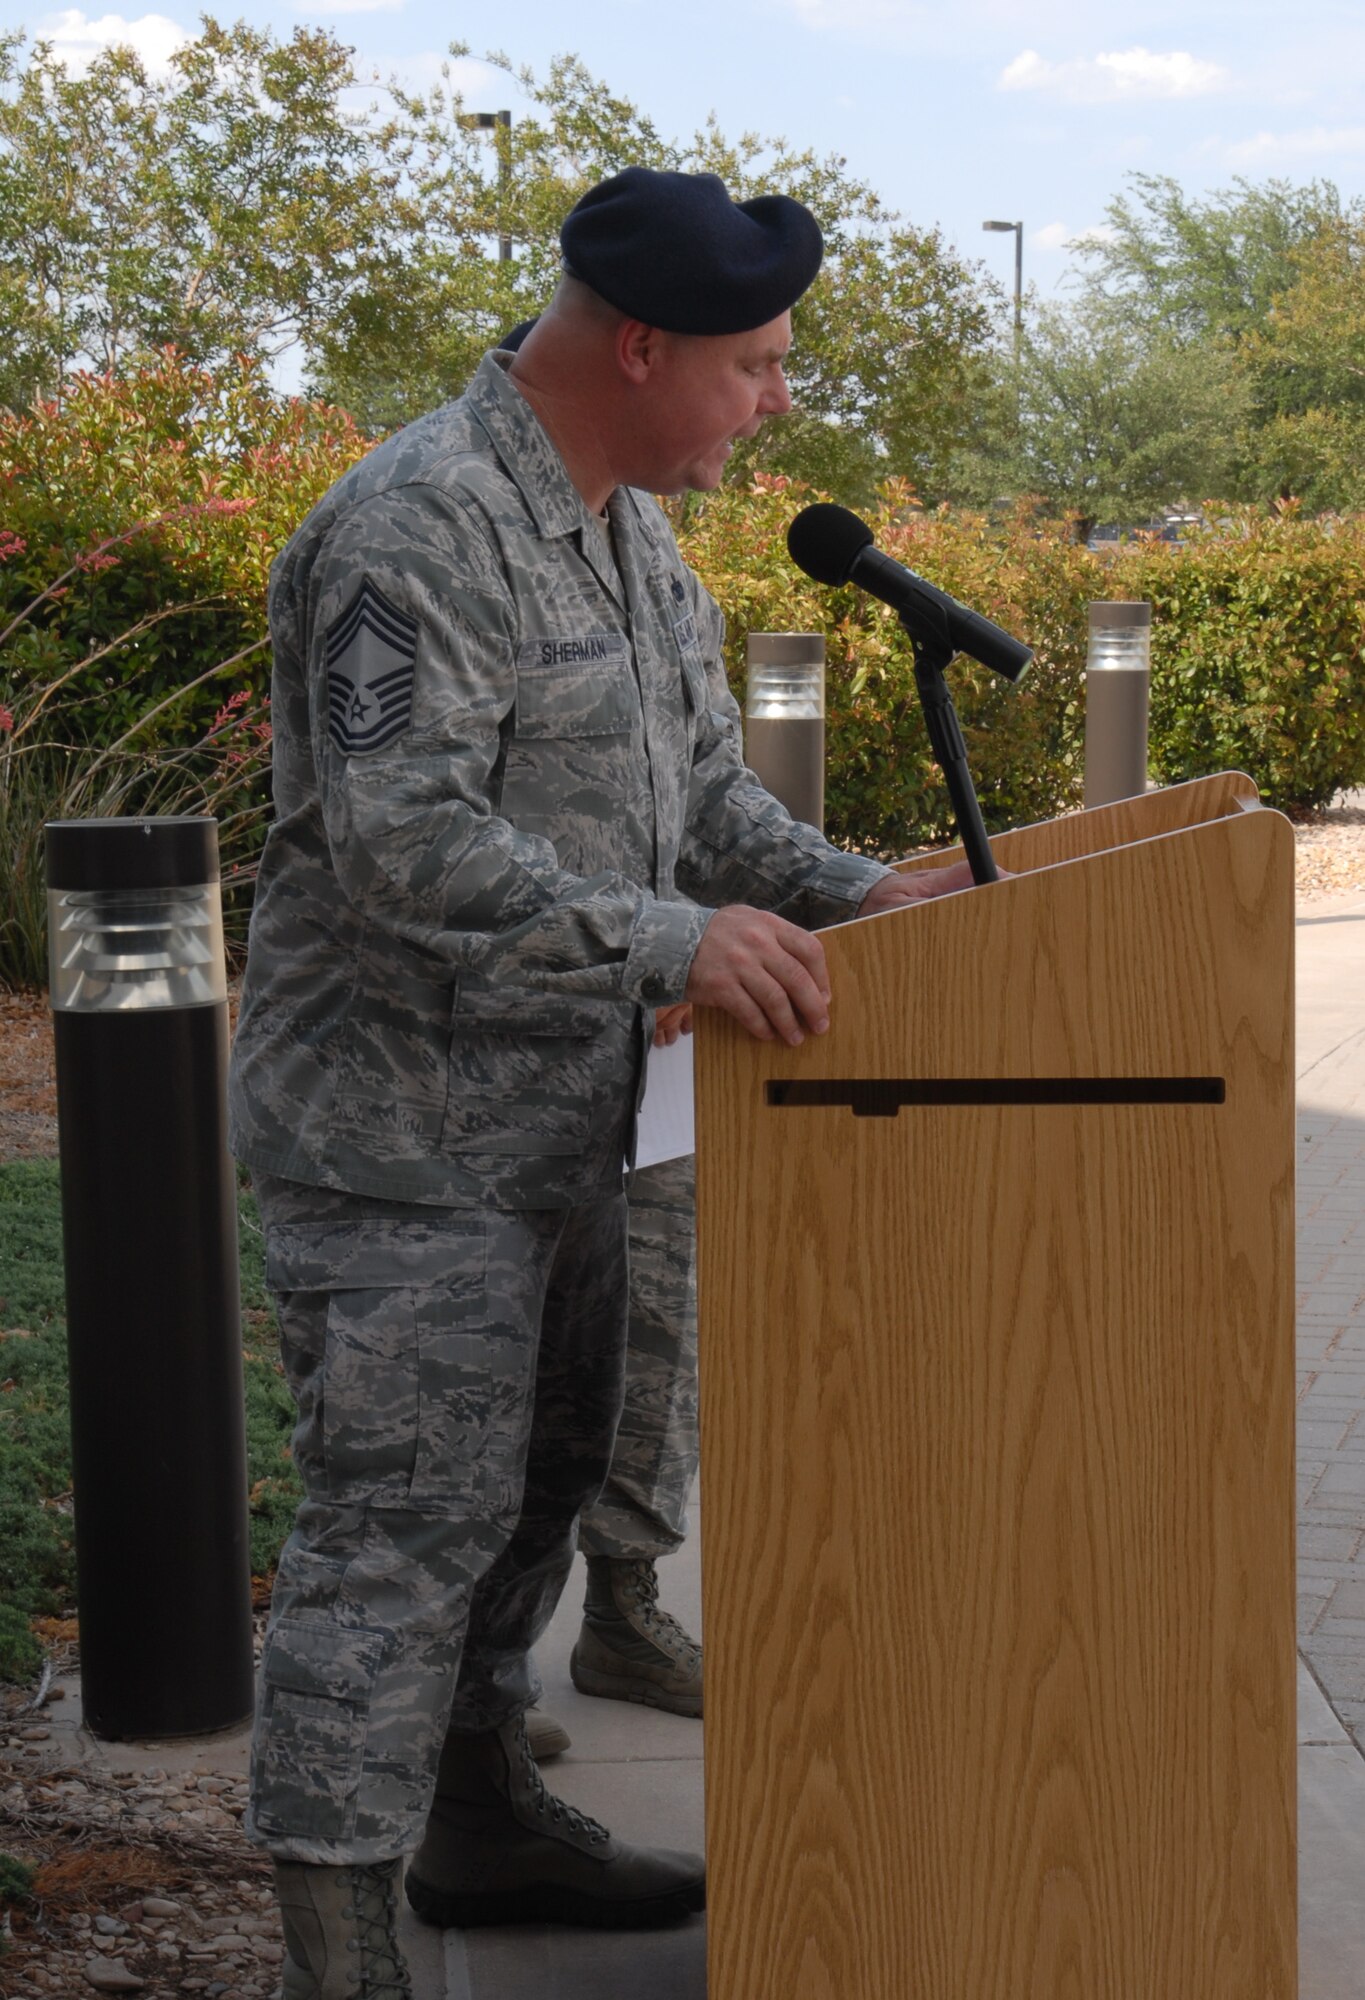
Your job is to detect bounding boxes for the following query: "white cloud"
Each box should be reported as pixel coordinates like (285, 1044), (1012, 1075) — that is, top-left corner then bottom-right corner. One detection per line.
(294, 0), (405, 11)
(999, 46), (1229, 103)
(1222, 124), (1365, 166)
(31, 10), (190, 76)
(1031, 220), (1116, 252)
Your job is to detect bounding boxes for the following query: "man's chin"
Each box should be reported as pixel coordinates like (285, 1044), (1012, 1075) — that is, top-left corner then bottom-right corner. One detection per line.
(689, 456), (731, 492)
(656, 453), (730, 496)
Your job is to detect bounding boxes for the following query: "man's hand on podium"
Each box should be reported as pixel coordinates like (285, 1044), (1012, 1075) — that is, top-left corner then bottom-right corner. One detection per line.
(685, 862), (989, 1046)
(857, 859), (980, 915)
(685, 907), (832, 1046)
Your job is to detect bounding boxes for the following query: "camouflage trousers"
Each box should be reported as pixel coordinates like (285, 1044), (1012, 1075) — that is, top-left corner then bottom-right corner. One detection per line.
(246, 1171), (628, 1864)
(578, 1152), (698, 1561)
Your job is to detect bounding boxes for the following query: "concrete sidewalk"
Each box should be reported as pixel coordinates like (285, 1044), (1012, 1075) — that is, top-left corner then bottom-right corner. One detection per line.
(16, 882), (1365, 2000)
(1290, 884), (1365, 1997)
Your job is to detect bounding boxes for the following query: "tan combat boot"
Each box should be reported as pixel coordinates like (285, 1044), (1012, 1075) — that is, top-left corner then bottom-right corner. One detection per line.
(405, 1711), (705, 1929)
(273, 1858), (411, 1999)
(569, 1556), (703, 1717)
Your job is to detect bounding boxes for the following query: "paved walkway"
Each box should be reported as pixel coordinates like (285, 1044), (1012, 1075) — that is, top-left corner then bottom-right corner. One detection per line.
(20, 880), (1365, 1999)
(1289, 883), (1365, 1997)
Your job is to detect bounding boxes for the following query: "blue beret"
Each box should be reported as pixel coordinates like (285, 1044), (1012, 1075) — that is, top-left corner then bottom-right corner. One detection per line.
(560, 168), (823, 335)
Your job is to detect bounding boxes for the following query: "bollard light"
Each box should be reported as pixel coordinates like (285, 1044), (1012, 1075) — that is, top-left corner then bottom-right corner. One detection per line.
(745, 633), (826, 832)
(46, 816), (254, 1739)
(1084, 601), (1151, 808)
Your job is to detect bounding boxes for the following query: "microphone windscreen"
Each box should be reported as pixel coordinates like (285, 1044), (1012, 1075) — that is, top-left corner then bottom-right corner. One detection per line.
(786, 503), (874, 587)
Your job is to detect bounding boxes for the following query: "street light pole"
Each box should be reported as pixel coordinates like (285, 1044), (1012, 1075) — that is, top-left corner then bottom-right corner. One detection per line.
(469, 110), (513, 262)
(982, 218), (1023, 352)
(983, 218), (1024, 424)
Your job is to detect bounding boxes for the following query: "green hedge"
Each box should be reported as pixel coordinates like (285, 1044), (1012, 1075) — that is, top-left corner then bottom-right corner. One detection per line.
(677, 481), (1365, 847)
(1113, 508), (1365, 808)
(677, 480), (1094, 851)
(0, 353), (370, 749)
(4, 361), (1364, 919)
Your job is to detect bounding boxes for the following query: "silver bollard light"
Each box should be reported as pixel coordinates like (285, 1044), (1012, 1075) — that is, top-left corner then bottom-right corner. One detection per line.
(745, 633), (826, 832)
(1084, 601), (1151, 808)
(46, 815), (254, 1739)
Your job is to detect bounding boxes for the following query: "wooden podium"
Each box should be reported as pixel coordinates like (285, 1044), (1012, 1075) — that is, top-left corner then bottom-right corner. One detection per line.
(695, 774), (1297, 2000)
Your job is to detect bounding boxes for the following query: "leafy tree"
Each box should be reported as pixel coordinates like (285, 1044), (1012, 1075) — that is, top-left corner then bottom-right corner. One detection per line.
(736, 222), (996, 503)
(952, 297), (1249, 535)
(1075, 171), (1358, 346)
(1237, 218), (1365, 509)
(0, 18), (401, 400)
(0, 22), (995, 502)
(310, 49), (997, 503)
(1056, 171), (1365, 512)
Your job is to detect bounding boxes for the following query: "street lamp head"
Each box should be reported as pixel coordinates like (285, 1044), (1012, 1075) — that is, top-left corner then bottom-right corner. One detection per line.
(982, 220), (1019, 233)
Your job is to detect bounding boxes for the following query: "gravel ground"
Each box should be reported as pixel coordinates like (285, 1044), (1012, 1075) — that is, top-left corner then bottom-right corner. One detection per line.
(0, 1712), (277, 1998)
(1286, 796), (1365, 899)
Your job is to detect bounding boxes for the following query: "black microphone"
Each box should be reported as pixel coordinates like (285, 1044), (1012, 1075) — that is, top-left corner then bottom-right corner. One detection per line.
(787, 503), (1033, 684)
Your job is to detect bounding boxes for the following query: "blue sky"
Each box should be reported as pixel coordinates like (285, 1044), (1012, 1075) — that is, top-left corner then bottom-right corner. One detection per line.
(8, 1), (1365, 308)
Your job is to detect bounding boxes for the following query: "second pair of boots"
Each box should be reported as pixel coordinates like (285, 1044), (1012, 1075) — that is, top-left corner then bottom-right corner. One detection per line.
(526, 1554), (702, 1761)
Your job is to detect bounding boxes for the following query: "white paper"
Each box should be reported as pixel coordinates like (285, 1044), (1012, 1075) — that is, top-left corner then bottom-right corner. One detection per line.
(633, 1031), (696, 1170)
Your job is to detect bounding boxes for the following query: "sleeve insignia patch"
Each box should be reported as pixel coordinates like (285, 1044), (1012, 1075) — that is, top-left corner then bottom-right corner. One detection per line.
(325, 578), (418, 755)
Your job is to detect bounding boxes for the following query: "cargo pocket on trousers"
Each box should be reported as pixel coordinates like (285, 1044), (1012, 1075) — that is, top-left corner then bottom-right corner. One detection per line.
(253, 1617), (384, 1842)
(265, 1218), (490, 1508)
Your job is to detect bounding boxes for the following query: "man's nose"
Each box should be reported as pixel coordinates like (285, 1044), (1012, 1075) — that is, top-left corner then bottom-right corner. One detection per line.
(763, 369), (793, 417)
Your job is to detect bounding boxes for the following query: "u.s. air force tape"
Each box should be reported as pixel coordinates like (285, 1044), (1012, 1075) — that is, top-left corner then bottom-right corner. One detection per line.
(326, 578), (418, 755)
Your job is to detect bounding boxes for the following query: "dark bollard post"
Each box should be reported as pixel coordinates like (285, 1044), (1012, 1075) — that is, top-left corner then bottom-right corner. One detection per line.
(45, 816), (254, 1739)
(745, 633), (826, 832)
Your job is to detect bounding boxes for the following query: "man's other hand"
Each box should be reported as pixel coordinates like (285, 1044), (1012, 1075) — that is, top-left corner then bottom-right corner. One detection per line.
(652, 1003), (694, 1048)
(685, 907), (830, 1045)
(857, 859), (981, 915)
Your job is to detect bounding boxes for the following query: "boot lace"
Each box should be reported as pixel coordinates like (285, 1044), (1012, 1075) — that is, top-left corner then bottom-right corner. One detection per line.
(515, 1720), (611, 1847)
(617, 1559), (702, 1673)
(340, 1863), (414, 1997)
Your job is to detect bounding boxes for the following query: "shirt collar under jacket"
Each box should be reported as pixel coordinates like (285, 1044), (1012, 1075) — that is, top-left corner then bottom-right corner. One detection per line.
(467, 349), (665, 562)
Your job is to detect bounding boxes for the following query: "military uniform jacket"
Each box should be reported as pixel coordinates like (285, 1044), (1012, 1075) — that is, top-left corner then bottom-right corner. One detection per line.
(228, 352), (890, 1207)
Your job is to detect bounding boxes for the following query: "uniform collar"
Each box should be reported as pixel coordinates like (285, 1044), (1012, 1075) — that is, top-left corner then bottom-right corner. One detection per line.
(468, 350), (601, 542)
(611, 483), (667, 556)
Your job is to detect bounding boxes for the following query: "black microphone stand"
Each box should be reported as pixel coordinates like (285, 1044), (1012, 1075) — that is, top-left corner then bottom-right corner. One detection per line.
(900, 605), (999, 887)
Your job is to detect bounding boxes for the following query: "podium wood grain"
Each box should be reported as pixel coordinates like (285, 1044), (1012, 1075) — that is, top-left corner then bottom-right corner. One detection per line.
(695, 788), (1296, 2000)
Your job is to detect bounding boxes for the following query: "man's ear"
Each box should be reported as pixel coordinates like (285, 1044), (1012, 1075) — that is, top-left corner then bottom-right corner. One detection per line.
(617, 318), (664, 385)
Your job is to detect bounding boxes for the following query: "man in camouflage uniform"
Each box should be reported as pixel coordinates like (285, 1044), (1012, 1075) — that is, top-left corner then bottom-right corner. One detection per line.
(229, 166), (971, 1998)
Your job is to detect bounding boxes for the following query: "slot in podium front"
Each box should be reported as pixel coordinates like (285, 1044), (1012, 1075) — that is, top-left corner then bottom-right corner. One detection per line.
(695, 775), (1297, 2000)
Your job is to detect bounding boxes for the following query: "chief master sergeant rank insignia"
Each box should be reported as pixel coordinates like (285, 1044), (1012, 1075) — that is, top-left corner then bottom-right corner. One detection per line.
(325, 577), (418, 755)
